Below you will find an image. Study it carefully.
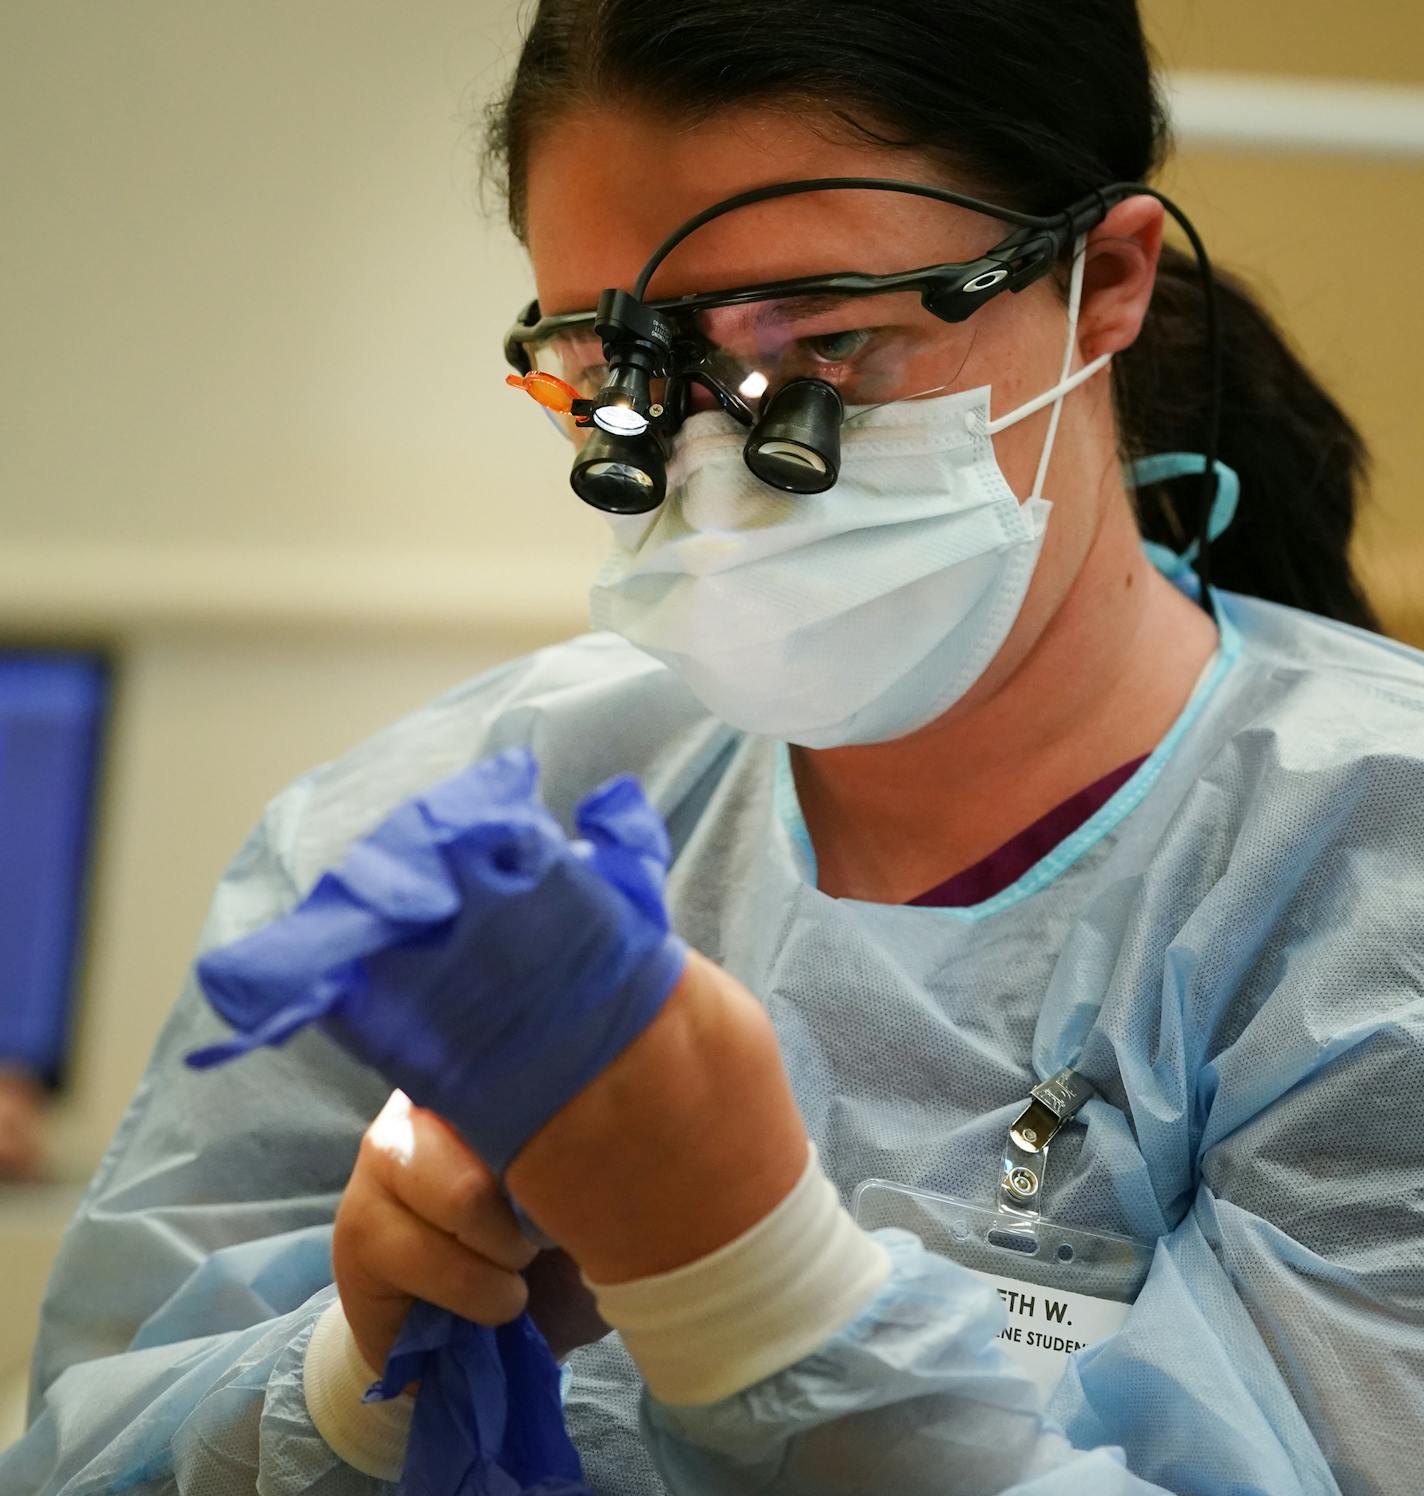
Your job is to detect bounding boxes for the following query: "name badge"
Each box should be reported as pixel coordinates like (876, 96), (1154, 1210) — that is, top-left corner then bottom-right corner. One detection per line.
(853, 1178), (1154, 1398)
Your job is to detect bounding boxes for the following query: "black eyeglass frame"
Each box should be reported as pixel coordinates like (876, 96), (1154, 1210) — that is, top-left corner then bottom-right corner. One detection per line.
(504, 182), (1108, 431)
(505, 262), (1017, 429)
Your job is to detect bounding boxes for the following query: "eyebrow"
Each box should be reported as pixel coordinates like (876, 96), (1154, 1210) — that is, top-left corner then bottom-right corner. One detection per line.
(545, 288), (872, 334)
(698, 292), (861, 339)
(752, 293), (857, 327)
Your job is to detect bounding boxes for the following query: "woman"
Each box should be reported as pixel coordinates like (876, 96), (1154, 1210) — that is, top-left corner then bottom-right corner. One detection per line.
(8, 2), (1422, 1492)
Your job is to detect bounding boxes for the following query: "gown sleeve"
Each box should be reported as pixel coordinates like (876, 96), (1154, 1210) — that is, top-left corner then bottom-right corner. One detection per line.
(1, 784), (397, 1495)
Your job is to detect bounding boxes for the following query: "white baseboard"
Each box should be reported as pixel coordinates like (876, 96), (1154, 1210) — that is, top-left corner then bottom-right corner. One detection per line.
(1170, 72), (1424, 158)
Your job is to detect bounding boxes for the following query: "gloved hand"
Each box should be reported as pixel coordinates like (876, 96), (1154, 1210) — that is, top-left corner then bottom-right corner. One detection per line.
(187, 746), (689, 1177)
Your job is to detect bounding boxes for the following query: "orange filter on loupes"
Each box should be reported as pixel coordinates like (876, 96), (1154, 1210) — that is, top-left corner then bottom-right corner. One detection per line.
(506, 371), (582, 414)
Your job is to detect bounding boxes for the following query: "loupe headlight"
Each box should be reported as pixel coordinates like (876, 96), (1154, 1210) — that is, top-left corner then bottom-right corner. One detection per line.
(743, 378), (844, 494)
(571, 425), (667, 514)
(591, 363), (655, 437)
(585, 288), (673, 444)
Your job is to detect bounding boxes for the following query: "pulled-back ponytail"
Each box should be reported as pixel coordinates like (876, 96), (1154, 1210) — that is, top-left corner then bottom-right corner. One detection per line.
(486, 0), (1379, 628)
(1119, 248), (1375, 626)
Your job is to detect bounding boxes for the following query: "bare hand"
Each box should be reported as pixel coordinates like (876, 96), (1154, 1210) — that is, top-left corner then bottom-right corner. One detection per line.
(0, 1066), (45, 1181)
(333, 1090), (542, 1374)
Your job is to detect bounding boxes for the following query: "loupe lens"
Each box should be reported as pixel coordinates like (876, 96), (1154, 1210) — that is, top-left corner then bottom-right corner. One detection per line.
(753, 439), (829, 476)
(572, 428), (666, 513)
(744, 379), (843, 493)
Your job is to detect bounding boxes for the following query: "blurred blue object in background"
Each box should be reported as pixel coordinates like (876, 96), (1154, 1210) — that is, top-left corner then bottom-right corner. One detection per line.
(0, 653), (109, 1086)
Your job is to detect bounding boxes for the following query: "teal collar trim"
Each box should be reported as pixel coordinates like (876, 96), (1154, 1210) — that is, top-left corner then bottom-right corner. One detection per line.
(774, 601), (1243, 919)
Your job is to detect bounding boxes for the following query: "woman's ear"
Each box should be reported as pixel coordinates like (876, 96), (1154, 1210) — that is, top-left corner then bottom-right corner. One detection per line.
(1078, 194), (1165, 362)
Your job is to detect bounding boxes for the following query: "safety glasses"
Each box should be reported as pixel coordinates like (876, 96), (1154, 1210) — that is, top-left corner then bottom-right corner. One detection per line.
(503, 217), (1063, 443)
(501, 180), (1106, 511)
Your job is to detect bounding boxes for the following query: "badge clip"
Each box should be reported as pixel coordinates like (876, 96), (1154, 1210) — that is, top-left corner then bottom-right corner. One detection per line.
(999, 1067), (1096, 1222)
(1010, 1066), (1096, 1154)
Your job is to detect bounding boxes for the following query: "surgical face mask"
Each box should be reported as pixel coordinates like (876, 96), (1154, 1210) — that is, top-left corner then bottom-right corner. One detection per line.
(589, 247), (1109, 748)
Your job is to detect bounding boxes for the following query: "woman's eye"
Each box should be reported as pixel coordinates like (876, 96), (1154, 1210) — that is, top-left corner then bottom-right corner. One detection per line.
(803, 328), (874, 363)
(551, 360), (606, 394)
(544, 338), (607, 392)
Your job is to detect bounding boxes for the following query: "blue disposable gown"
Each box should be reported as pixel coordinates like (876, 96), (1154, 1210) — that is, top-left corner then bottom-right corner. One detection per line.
(5, 583), (1423, 1496)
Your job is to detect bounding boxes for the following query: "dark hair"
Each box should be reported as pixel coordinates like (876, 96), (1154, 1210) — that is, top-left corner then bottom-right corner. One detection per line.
(485, 0), (1378, 628)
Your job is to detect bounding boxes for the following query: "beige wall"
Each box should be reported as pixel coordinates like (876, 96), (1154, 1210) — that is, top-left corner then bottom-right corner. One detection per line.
(1146, 0), (1424, 83)
(3, 3), (1418, 644)
(1, 0), (611, 589)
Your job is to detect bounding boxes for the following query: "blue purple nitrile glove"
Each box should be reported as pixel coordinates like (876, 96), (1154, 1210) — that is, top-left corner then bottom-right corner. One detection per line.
(186, 747), (691, 1495)
(372, 1303), (588, 1496)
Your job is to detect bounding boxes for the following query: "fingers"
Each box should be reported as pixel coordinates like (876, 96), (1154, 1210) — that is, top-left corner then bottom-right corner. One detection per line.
(363, 1091), (539, 1271)
(346, 1193), (532, 1328)
(334, 1188), (532, 1373)
(0, 1070), (44, 1182)
(337, 1093), (541, 1370)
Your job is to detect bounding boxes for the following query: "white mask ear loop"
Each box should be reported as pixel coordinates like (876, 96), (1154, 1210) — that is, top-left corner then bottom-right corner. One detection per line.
(1028, 235), (1087, 501)
(982, 235), (1112, 499)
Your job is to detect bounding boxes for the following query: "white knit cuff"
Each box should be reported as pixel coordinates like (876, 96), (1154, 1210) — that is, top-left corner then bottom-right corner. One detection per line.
(585, 1144), (891, 1407)
(304, 1299), (414, 1481)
